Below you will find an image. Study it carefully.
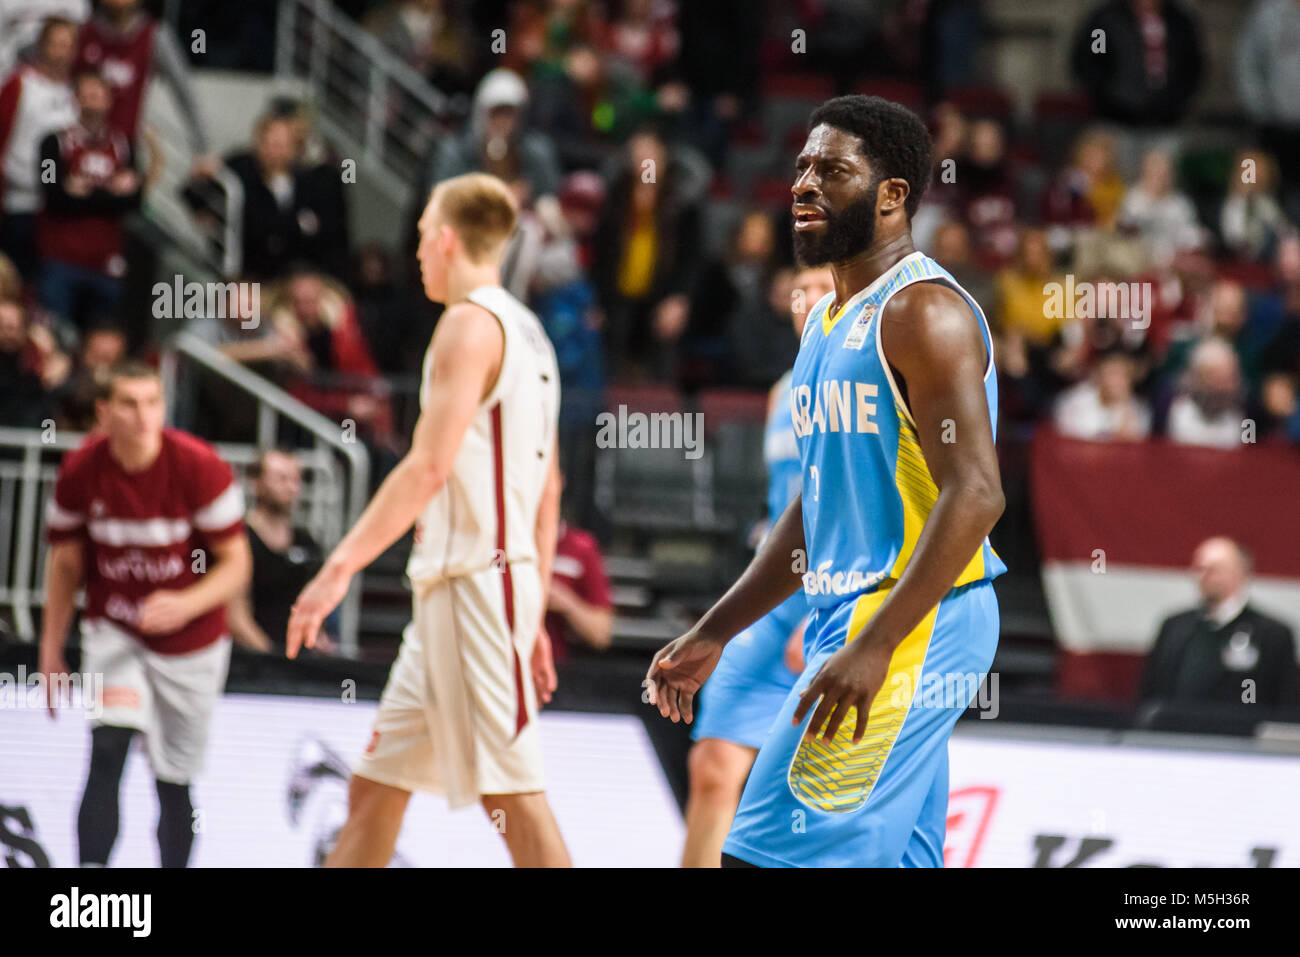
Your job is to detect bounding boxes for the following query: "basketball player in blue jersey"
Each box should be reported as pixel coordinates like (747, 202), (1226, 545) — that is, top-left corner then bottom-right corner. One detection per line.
(681, 265), (833, 867)
(647, 95), (1006, 867)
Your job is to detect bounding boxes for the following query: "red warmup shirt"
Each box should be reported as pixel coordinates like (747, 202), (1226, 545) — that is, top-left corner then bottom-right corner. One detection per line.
(37, 123), (136, 273)
(45, 428), (245, 655)
(545, 523), (612, 662)
(75, 15), (157, 143)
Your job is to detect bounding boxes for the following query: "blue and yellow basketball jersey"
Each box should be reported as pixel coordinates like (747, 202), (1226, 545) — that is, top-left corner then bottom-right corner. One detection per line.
(790, 251), (1005, 611)
(764, 369), (802, 525)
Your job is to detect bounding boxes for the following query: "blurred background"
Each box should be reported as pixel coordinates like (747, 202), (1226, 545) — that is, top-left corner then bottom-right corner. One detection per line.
(1, 0), (1299, 866)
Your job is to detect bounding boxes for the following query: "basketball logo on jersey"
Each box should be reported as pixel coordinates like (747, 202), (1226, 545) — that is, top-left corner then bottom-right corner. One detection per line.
(843, 304), (877, 350)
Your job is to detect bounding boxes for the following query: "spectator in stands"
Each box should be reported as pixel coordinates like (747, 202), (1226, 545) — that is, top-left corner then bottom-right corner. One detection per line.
(1136, 246), (1215, 358)
(1244, 234), (1300, 370)
(606, 0), (678, 83)
(1070, 0), (1203, 173)
(268, 270), (397, 452)
(0, 298), (69, 426)
(271, 97), (351, 279)
(1166, 337), (1245, 448)
(1139, 536), (1297, 717)
(0, 16), (78, 284)
(55, 320), (125, 430)
(1257, 276), (1300, 392)
(544, 490), (614, 662)
(1116, 148), (1203, 264)
(533, 172), (606, 527)
(929, 219), (994, 318)
(0, 1), (88, 78)
(1219, 149), (1287, 264)
(425, 67), (562, 210)
(181, 279), (304, 444)
(657, 0), (760, 169)
(994, 228), (1066, 347)
(911, 102), (967, 252)
(350, 241), (427, 376)
(1041, 128), (1127, 255)
(683, 209), (782, 388)
(202, 111), (350, 282)
(501, 0), (607, 78)
(1236, 0), (1300, 222)
(528, 41), (654, 174)
(1159, 279), (1256, 399)
(1053, 348), (1151, 441)
(1256, 371), (1300, 443)
(73, 0), (215, 174)
(37, 69), (141, 339)
(592, 125), (703, 382)
(227, 448), (335, 655)
(957, 117), (1019, 269)
(724, 265), (804, 392)
(363, 0), (473, 96)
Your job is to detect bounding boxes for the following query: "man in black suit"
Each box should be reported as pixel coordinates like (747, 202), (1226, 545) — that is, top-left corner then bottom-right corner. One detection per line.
(1139, 537), (1298, 717)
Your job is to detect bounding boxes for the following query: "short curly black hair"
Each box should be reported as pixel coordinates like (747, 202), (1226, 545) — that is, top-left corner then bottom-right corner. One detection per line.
(807, 95), (934, 219)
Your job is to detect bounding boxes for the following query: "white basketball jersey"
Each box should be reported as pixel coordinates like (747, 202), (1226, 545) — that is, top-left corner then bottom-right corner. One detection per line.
(406, 286), (561, 584)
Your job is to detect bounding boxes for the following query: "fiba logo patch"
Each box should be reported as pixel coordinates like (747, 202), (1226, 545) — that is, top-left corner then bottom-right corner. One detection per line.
(364, 730), (381, 755)
(843, 304), (877, 350)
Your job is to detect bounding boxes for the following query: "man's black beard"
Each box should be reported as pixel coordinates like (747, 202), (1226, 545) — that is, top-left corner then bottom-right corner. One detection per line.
(793, 189), (879, 267)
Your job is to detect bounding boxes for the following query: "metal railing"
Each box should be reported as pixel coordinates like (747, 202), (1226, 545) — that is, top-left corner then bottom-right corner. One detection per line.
(161, 331), (370, 654)
(141, 81), (245, 278)
(0, 425), (353, 651)
(274, 0), (466, 205)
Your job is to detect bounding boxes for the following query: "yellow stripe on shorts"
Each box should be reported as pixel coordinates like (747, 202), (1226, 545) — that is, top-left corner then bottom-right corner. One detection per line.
(787, 587), (939, 813)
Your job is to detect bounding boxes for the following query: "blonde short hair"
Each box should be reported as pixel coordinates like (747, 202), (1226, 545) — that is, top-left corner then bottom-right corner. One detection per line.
(427, 173), (518, 263)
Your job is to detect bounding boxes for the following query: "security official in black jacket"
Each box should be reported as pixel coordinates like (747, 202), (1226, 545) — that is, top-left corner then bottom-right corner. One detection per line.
(1139, 537), (1298, 723)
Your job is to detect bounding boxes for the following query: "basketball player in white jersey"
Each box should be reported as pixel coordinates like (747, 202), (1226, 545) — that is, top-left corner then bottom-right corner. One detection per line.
(286, 172), (569, 867)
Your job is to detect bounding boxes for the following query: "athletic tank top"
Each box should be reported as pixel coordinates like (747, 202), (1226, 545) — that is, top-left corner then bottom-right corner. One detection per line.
(790, 251), (1005, 608)
(407, 286), (561, 583)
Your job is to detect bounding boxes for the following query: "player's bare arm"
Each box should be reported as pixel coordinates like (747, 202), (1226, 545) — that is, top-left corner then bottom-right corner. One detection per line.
(38, 540), (84, 717)
(226, 587), (274, 653)
(532, 441), (562, 704)
(794, 281), (1005, 743)
(138, 531), (252, 635)
(647, 490), (807, 724)
(286, 301), (504, 657)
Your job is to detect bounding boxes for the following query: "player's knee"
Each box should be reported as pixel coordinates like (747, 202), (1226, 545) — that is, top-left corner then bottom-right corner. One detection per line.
(347, 773), (409, 818)
(688, 740), (750, 802)
(479, 790), (545, 821)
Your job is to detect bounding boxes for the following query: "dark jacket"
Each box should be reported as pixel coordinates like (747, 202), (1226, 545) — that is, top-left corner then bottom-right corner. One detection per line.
(1071, 0), (1203, 126)
(1139, 603), (1298, 712)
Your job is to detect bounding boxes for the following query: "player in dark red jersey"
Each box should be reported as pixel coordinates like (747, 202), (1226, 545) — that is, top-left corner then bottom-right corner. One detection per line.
(39, 361), (251, 867)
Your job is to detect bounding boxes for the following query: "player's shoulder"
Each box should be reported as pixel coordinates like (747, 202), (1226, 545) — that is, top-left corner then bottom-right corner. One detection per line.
(884, 274), (970, 319)
(57, 431), (109, 482)
(432, 298), (507, 358)
(161, 428), (231, 476)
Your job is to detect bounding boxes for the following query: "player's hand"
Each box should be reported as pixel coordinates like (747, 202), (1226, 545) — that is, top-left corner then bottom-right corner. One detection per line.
(531, 624), (557, 707)
(137, 589), (194, 635)
(38, 643), (69, 719)
(793, 635), (894, 745)
(287, 564), (350, 659)
(644, 628), (727, 724)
